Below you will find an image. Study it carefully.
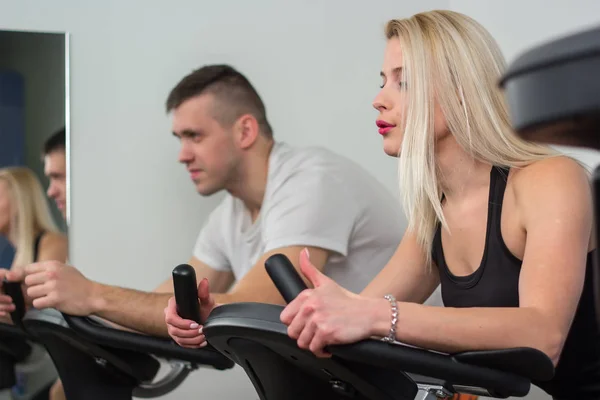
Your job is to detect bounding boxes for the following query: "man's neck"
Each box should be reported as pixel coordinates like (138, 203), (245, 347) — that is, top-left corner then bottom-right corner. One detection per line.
(228, 140), (275, 221)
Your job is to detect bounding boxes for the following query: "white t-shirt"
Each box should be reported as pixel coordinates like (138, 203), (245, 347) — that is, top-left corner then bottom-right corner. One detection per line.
(193, 142), (441, 302)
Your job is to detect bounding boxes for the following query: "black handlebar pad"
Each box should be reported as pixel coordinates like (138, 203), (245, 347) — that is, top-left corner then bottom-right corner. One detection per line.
(2, 279), (26, 326)
(172, 264), (202, 323)
(0, 281), (34, 371)
(0, 320), (30, 339)
(254, 253), (556, 396)
(205, 302), (553, 398)
(265, 254), (308, 303)
(62, 314), (234, 370)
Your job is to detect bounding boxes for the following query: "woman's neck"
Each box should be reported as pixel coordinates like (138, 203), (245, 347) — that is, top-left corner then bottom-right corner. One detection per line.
(436, 138), (492, 202)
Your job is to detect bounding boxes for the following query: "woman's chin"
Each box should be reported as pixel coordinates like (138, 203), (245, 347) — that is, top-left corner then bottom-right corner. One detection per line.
(382, 140), (400, 158)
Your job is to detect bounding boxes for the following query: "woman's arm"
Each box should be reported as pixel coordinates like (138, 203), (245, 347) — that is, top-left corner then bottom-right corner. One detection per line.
(282, 157), (591, 366)
(360, 230), (439, 304)
(370, 157), (592, 365)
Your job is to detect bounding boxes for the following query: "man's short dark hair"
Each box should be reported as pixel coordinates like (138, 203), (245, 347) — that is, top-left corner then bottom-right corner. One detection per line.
(43, 127), (66, 156)
(165, 64), (273, 139)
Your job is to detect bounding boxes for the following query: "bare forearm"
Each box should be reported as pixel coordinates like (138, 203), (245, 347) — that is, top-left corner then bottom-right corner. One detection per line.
(92, 283), (171, 337)
(212, 289), (284, 307)
(372, 301), (562, 364)
(211, 287), (285, 305)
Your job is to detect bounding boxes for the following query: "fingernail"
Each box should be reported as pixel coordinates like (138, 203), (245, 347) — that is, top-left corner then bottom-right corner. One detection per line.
(190, 323), (199, 329)
(304, 248), (310, 258)
(198, 326), (203, 334)
(200, 341), (207, 347)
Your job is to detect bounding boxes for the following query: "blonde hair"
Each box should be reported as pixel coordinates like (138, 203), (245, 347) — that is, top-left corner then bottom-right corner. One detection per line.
(0, 167), (60, 268)
(385, 10), (559, 266)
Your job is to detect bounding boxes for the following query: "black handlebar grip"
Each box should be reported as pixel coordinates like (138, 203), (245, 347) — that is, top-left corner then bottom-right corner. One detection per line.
(172, 264), (201, 323)
(265, 254), (308, 303)
(3, 279), (26, 325)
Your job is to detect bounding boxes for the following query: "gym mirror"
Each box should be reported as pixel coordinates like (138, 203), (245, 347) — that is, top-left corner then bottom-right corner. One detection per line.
(0, 28), (69, 399)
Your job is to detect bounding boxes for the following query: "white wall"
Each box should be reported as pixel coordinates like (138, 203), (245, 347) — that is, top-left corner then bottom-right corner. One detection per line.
(2, 1), (599, 399)
(0, 0), (450, 290)
(449, 0), (600, 174)
(0, 1), (444, 398)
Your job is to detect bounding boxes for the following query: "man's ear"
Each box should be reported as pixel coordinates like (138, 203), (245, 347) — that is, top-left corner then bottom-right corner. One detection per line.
(236, 114), (260, 149)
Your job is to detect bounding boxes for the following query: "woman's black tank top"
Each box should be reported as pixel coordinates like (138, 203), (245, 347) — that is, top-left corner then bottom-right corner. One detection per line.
(432, 166), (600, 398)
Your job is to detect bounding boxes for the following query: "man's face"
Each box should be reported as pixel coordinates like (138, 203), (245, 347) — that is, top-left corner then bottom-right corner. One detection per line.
(44, 149), (67, 218)
(172, 94), (241, 196)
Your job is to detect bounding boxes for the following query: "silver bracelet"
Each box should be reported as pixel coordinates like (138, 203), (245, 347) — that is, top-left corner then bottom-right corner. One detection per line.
(381, 294), (398, 343)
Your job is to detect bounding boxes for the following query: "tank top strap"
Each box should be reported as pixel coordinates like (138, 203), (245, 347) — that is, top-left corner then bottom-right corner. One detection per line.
(488, 166), (510, 241)
(431, 166), (510, 280)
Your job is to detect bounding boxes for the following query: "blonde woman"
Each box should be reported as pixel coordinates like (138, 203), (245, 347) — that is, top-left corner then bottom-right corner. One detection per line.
(275, 10), (600, 399)
(0, 166), (68, 318)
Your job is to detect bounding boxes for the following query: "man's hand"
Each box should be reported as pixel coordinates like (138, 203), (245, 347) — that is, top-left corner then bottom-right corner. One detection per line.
(164, 278), (219, 348)
(24, 261), (99, 316)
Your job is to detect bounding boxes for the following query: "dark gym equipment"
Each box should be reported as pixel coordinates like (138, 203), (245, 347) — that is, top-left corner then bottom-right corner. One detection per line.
(500, 24), (600, 324)
(1, 280), (33, 385)
(16, 265), (234, 400)
(195, 254), (555, 399)
(0, 308), (32, 391)
(172, 263), (202, 323)
(0, 280), (53, 399)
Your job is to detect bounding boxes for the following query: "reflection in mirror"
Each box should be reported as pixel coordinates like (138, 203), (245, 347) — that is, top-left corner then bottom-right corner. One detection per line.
(0, 29), (68, 399)
(0, 28), (69, 268)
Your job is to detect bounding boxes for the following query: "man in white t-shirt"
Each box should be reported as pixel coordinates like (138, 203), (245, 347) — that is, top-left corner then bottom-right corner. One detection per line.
(192, 140), (405, 295)
(17, 65), (441, 349)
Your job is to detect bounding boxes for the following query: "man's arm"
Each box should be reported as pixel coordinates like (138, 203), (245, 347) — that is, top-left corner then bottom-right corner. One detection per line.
(23, 256), (233, 337)
(212, 245), (330, 305)
(76, 246), (324, 337)
(164, 245), (330, 348)
(36, 233), (69, 263)
(153, 256), (234, 294)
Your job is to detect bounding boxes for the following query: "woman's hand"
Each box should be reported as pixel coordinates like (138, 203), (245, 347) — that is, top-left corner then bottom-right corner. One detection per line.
(280, 249), (384, 357)
(164, 278), (218, 348)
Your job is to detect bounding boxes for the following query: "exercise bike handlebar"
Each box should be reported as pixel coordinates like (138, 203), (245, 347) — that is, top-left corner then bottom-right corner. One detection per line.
(0, 280), (34, 362)
(2, 279), (27, 328)
(262, 253), (555, 397)
(61, 313), (233, 369)
(172, 264), (202, 323)
(59, 264), (234, 369)
(264, 254), (308, 303)
(57, 265), (232, 368)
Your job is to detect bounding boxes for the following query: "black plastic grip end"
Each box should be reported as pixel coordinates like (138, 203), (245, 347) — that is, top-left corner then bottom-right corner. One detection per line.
(2, 279), (26, 325)
(264, 254), (308, 303)
(172, 264), (201, 323)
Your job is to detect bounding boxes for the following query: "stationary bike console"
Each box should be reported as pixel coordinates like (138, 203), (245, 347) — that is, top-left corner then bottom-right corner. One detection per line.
(203, 254), (555, 399)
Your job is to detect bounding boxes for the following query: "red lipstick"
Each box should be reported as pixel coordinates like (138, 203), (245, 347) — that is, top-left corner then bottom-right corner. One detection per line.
(376, 120), (396, 135)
